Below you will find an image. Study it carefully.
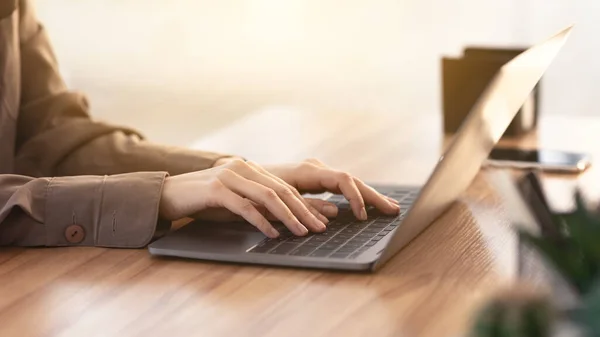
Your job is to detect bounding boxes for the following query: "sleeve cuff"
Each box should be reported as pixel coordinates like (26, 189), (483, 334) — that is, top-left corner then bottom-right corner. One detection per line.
(45, 172), (169, 248)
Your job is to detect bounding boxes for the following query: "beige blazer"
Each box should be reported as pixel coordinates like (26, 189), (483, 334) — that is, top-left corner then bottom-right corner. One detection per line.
(0, 0), (230, 247)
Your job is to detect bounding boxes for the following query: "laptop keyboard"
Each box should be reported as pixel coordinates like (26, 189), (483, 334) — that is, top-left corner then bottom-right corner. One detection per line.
(248, 188), (419, 259)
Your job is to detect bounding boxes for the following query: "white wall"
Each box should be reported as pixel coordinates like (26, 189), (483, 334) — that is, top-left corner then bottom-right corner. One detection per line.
(526, 0), (600, 118)
(33, 0), (594, 145)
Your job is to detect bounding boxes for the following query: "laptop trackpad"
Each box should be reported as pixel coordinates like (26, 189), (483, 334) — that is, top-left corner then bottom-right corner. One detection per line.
(164, 220), (266, 254)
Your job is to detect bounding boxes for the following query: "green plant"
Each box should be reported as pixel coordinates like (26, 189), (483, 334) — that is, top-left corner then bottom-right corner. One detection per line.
(469, 288), (554, 337)
(569, 280), (600, 337)
(519, 191), (600, 295)
(470, 190), (600, 337)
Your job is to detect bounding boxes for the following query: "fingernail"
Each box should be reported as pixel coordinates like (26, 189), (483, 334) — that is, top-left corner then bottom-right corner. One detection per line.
(360, 207), (368, 220)
(315, 211), (329, 223)
(269, 228), (280, 238)
(297, 223), (309, 235)
(323, 204), (338, 217)
(387, 197), (399, 204)
(315, 222), (327, 232)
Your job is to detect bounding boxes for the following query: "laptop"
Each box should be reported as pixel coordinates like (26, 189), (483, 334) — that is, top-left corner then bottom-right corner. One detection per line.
(149, 26), (573, 272)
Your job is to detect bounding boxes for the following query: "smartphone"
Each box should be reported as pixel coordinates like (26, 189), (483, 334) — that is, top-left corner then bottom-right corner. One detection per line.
(485, 147), (592, 173)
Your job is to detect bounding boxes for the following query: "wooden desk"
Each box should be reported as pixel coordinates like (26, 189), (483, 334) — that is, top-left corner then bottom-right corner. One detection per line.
(2, 108), (600, 337)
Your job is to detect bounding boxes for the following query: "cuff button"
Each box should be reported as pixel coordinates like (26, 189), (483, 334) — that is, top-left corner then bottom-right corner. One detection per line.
(65, 225), (85, 244)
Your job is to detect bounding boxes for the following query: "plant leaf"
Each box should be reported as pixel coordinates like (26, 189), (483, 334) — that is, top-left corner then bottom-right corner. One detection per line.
(562, 192), (600, 261)
(570, 279), (600, 337)
(519, 230), (591, 294)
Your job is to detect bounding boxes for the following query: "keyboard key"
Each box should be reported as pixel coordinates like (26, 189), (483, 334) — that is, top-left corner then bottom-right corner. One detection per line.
(327, 224), (346, 231)
(337, 247), (356, 253)
(303, 240), (322, 247)
(313, 236), (329, 242)
(367, 209), (384, 216)
(331, 252), (350, 259)
(366, 241), (377, 246)
(250, 241), (279, 253)
(290, 236), (311, 243)
(341, 228), (360, 235)
(338, 209), (354, 216)
(336, 233), (353, 240)
(347, 223), (363, 230)
(371, 221), (390, 228)
(336, 214), (355, 222)
(343, 242), (363, 248)
(310, 250), (332, 257)
(362, 227), (382, 234)
(321, 243), (339, 250)
(349, 237), (369, 244)
(290, 247), (317, 256)
(356, 233), (375, 239)
(329, 238), (347, 245)
(277, 229), (294, 237)
(269, 243), (298, 255)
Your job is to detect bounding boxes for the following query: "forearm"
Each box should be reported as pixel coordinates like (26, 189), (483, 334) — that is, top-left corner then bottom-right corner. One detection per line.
(50, 130), (235, 177)
(0, 172), (169, 247)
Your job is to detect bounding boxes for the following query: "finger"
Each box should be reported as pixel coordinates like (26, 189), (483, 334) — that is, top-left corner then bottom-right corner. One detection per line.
(238, 161), (326, 232)
(215, 187), (280, 238)
(252, 199), (338, 221)
(305, 198), (339, 218)
(320, 170), (367, 220)
(196, 202), (284, 223)
(354, 179), (400, 215)
(386, 196), (400, 205)
(198, 199), (340, 222)
(219, 170), (309, 236)
(247, 162), (330, 227)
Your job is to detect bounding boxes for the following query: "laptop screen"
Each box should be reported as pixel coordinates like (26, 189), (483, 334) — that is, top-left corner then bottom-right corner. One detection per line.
(376, 26), (573, 268)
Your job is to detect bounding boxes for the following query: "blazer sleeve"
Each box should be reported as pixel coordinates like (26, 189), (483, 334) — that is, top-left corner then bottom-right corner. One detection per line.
(0, 172), (171, 247)
(0, 0), (233, 247)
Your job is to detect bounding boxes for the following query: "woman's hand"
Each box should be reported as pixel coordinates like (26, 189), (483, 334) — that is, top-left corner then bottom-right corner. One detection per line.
(263, 158), (400, 220)
(159, 159), (399, 238)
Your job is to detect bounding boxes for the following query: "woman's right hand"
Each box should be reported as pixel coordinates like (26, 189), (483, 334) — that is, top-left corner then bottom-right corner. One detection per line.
(159, 159), (399, 238)
(159, 159), (336, 238)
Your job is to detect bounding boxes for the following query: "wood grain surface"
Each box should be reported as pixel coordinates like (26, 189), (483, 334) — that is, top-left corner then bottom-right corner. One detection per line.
(2, 108), (599, 337)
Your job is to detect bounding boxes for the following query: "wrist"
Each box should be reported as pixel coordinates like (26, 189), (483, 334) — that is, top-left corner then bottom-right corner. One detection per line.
(159, 176), (177, 220)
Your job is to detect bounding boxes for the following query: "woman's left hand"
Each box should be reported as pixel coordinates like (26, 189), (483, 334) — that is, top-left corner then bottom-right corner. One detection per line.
(261, 158), (400, 221)
(210, 157), (400, 228)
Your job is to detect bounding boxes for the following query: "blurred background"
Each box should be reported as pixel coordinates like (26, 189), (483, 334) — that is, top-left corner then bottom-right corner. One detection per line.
(34, 0), (596, 147)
